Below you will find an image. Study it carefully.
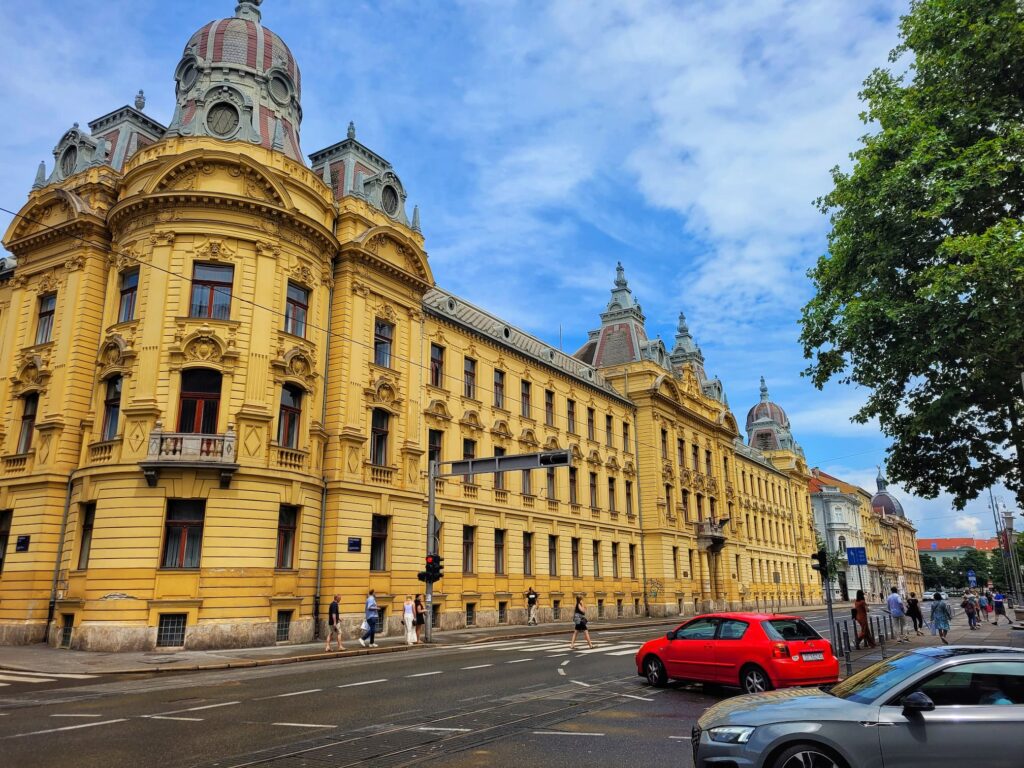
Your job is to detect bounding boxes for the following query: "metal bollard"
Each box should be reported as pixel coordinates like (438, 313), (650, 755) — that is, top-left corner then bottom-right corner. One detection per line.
(877, 617), (886, 659)
(841, 623), (853, 676)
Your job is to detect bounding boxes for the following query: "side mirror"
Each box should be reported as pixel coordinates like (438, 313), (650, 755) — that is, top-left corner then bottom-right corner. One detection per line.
(901, 691), (935, 713)
(666, 631), (676, 641)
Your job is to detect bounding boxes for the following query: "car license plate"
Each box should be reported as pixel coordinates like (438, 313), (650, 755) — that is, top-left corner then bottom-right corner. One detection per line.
(802, 652), (824, 661)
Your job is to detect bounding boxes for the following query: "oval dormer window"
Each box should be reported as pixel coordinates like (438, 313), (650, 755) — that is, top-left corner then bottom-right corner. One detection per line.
(269, 73), (291, 105)
(178, 60), (198, 93)
(207, 102), (240, 138)
(60, 146), (78, 178)
(381, 184), (399, 216)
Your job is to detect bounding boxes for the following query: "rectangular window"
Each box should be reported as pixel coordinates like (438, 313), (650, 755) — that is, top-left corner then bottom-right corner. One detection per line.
(428, 429), (444, 467)
(370, 409), (390, 466)
(673, 546), (680, 579)
(276, 610), (293, 642)
(607, 477), (616, 513)
(60, 614), (74, 649)
(429, 344), (445, 387)
(546, 467), (556, 500)
(36, 293), (56, 344)
(178, 369), (221, 434)
(677, 439), (685, 469)
(723, 456), (730, 478)
(77, 502), (95, 570)
(691, 444), (699, 471)
(553, 599), (561, 620)
(660, 429), (668, 459)
(494, 529), (505, 575)
(498, 601), (508, 624)
(493, 446), (506, 490)
(189, 263), (233, 320)
(587, 408), (595, 441)
(611, 542), (619, 578)
(682, 489), (690, 519)
(118, 270), (139, 323)
(544, 390), (554, 426)
(696, 493), (704, 521)
(276, 505), (298, 569)
(285, 283), (310, 337)
(370, 515), (388, 571)
(617, 598), (623, 617)
(521, 468), (532, 496)
(567, 400), (576, 434)
(548, 534), (558, 576)
(571, 537), (580, 577)
(161, 500), (205, 569)
(156, 614), (187, 647)
(625, 480), (633, 516)
(705, 449), (713, 476)
(101, 376), (122, 441)
(493, 369), (505, 408)
(466, 602), (476, 626)
(665, 484), (673, 511)
(0, 511), (10, 575)
(463, 357), (477, 398)
(520, 380), (531, 418)
(523, 532), (533, 576)
(462, 525), (475, 573)
(589, 472), (598, 509)
(629, 543), (636, 579)
(622, 421), (630, 450)
(605, 415), (614, 447)
(373, 318), (393, 366)
(462, 438), (476, 483)
(278, 385), (302, 448)
(592, 540), (601, 577)
(597, 598), (604, 618)
(568, 467), (578, 504)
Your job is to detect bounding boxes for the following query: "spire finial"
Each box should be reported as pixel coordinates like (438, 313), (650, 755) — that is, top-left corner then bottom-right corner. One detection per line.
(347, 121), (356, 140)
(271, 117), (285, 151)
(322, 160), (332, 189)
(134, 89), (146, 111)
(876, 465), (887, 491)
(677, 311), (689, 334)
(412, 204), (421, 232)
(32, 161), (47, 190)
(614, 261), (627, 288)
(759, 376), (769, 402)
(235, 0), (262, 22)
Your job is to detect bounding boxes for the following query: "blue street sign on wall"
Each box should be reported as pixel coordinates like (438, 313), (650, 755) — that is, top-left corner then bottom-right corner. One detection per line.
(846, 546), (868, 566)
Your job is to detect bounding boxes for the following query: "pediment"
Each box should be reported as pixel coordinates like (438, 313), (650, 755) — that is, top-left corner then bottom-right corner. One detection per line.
(357, 226), (432, 284)
(146, 149), (291, 208)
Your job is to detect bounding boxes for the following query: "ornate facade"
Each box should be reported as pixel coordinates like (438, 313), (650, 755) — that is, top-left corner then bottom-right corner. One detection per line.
(0, 1), (818, 651)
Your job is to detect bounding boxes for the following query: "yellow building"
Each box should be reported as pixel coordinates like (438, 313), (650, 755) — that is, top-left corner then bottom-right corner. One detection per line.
(0, 2), (816, 650)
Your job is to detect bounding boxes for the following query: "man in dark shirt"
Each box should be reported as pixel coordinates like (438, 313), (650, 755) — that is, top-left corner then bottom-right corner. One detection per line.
(325, 593), (343, 652)
(526, 587), (539, 625)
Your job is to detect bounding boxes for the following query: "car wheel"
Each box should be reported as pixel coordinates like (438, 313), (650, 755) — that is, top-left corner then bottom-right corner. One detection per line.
(740, 665), (772, 695)
(644, 656), (667, 687)
(771, 743), (845, 768)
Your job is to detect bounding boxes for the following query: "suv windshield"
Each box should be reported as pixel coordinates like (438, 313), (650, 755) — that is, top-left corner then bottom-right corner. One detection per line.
(828, 652), (935, 703)
(762, 619), (820, 642)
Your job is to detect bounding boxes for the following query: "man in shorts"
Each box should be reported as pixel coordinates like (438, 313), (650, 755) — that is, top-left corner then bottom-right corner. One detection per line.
(325, 593), (343, 651)
(993, 589), (1012, 625)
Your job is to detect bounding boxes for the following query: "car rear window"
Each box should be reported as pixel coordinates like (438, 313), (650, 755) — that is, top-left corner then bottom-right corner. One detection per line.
(762, 619), (821, 642)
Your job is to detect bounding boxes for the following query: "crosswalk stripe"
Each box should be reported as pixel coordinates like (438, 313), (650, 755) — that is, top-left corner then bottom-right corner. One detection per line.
(606, 647), (642, 656)
(0, 674), (56, 684)
(574, 644), (638, 655)
(4, 671), (95, 680)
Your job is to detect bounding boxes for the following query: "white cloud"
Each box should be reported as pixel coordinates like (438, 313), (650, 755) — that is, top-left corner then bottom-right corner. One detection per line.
(953, 515), (982, 536)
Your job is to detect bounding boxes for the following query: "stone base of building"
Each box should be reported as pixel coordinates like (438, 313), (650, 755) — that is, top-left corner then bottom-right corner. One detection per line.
(0, 621), (47, 646)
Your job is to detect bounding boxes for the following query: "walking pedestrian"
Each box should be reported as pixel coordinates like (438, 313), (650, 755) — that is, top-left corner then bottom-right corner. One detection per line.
(993, 588), (1012, 625)
(359, 589), (379, 647)
(886, 586), (909, 642)
(570, 596), (594, 650)
(979, 591), (989, 617)
(325, 593), (344, 652)
(930, 591), (952, 644)
(402, 595), (417, 645)
(526, 586), (539, 626)
(961, 591), (978, 630)
(906, 592), (924, 635)
(985, 589), (995, 617)
(853, 590), (875, 649)
(414, 593), (426, 642)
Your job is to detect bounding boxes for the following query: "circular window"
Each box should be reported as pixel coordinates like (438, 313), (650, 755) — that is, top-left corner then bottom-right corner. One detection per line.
(207, 102), (240, 137)
(269, 73), (291, 104)
(381, 184), (399, 215)
(502, 327), (511, 339)
(446, 298), (457, 312)
(60, 146), (77, 177)
(179, 61), (198, 92)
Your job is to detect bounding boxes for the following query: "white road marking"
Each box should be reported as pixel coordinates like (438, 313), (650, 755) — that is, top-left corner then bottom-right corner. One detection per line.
(274, 689), (321, 697)
(273, 722), (336, 729)
(406, 671), (443, 678)
(152, 701), (239, 716)
(416, 726), (472, 732)
(506, 658), (533, 664)
(5, 719), (127, 739)
(533, 730), (605, 736)
(50, 714), (103, 718)
(7, 671), (95, 679)
(461, 664), (493, 670)
(607, 647), (644, 656)
(570, 680), (591, 688)
(557, 668), (566, 676)
(0, 674), (57, 684)
(0, 683), (8, 688)
(148, 716), (204, 722)
(668, 735), (690, 740)
(560, 660), (571, 666)
(616, 693), (653, 702)
(545, 653), (570, 658)
(575, 644), (637, 655)
(338, 679), (387, 688)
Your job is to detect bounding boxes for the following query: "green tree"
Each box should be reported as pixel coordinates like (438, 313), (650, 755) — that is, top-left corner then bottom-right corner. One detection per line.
(801, 0), (1024, 509)
(919, 552), (943, 590)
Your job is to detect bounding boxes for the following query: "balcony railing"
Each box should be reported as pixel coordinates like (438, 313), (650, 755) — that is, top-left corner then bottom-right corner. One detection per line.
(368, 465), (395, 485)
(463, 483), (479, 499)
(273, 446), (308, 471)
(523, 494), (535, 509)
(2, 451), (32, 476)
(547, 499), (559, 513)
(570, 503), (582, 515)
(88, 439), (119, 464)
(140, 423), (239, 488)
(494, 489), (509, 504)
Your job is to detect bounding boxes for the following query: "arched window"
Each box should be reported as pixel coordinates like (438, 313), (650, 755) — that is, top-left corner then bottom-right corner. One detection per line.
(277, 385), (303, 448)
(838, 535), (847, 553)
(370, 409), (390, 466)
(101, 376), (123, 441)
(178, 369), (221, 434)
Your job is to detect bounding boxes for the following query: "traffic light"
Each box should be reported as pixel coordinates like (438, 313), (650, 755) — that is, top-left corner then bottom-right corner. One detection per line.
(425, 553), (444, 582)
(811, 548), (829, 580)
(539, 450), (571, 467)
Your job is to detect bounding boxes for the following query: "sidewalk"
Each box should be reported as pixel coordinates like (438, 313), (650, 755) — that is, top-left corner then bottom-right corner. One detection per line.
(0, 602), (835, 676)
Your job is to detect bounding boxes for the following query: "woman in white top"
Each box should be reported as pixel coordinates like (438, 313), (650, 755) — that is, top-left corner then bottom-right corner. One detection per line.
(403, 595), (417, 645)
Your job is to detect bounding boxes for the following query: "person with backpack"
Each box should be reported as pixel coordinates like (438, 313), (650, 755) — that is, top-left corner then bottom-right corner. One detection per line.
(930, 592), (952, 644)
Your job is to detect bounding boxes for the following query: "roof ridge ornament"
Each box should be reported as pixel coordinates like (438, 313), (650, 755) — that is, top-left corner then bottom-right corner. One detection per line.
(876, 465), (888, 491)
(614, 261), (627, 288)
(347, 121), (356, 140)
(759, 375), (769, 402)
(235, 0), (262, 22)
(32, 161), (47, 190)
(412, 204), (421, 232)
(135, 89), (146, 111)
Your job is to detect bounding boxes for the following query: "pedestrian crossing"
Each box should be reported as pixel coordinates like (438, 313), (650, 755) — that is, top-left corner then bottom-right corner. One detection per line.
(476, 638), (643, 658)
(0, 670), (97, 686)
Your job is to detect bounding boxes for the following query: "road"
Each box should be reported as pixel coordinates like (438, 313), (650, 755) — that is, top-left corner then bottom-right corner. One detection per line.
(0, 612), (841, 768)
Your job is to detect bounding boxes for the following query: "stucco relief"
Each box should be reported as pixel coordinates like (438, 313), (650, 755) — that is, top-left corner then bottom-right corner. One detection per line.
(193, 238), (238, 263)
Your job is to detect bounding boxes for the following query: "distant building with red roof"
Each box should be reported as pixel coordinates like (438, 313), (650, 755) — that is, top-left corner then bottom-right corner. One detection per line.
(917, 537), (998, 563)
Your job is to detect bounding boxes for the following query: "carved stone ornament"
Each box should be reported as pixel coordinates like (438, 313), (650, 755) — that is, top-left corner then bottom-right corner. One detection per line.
(587, 449), (602, 465)
(109, 243), (144, 270)
(459, 409), (483, 431)
(185, 336), (222, 363)
(380, 303), (397, 323)
(424, 399), (452, 421)
(193, 238), (238, 263)
(12, 353), (51, 394)
(273, 348), (317, 390)
(570, 444), (584, 462)
(490, 419), (512, 439)
(169, 325), (238, 371)
(290, 263), (316, 287)
(256, 240), (281, 259)
(606, 455), (620, 472)
(96, 334), (136, 376)
(519, 428), (539, 447)
(544, 436), (560, 451)
(376, 381), (396, 405)
(64, 255), (84, 272)
(35, 271), (63, 294)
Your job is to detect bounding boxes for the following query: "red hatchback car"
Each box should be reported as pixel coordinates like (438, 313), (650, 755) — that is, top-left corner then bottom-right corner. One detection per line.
(635, 612), (839, 695)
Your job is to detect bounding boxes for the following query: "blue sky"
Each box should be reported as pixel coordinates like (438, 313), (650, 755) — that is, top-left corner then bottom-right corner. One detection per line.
(0, 0), (1011, 540)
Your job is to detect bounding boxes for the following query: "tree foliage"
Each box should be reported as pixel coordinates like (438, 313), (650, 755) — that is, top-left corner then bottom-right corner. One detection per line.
(919, 552), (943, 589)
(801, 0), (1024, 509)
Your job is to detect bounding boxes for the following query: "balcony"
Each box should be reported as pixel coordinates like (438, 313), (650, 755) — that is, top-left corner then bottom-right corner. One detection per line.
(2, 451), (33, 476)
(139, 424), (239, 488)
(696, 519), (729, 553)
(87, 439), (121, 465)
(570, 502), (582, 515)
(463, 483), (479, 500)
(523, 494), (535, 509)
(547, 499), (559, 513)
(368, 465), (395, 485)
(494, 489), (509, 504)
(272, 446), (308, 471)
